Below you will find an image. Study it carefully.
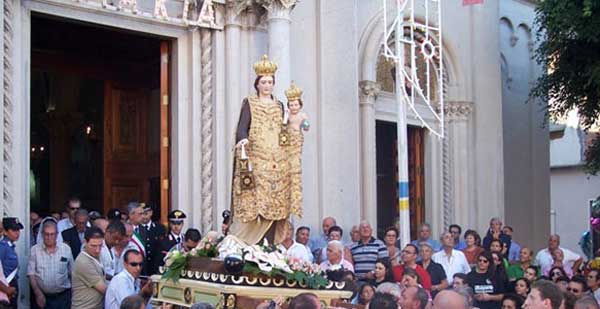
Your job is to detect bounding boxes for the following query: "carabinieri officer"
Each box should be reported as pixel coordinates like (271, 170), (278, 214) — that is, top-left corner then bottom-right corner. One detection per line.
(0, 217), (24, 308)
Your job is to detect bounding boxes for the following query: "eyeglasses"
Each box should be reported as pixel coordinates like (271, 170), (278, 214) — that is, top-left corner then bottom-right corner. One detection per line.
(478, 258), (489, 263)
(129, 262), (143, 267)
(566, 287), (580, 293)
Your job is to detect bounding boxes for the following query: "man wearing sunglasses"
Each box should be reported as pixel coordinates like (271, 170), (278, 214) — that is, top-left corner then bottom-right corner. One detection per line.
(156, 210), (187, 268)
(105, 249), (152, 309)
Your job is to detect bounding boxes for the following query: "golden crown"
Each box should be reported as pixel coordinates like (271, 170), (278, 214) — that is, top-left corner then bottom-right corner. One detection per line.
(285, 82), (303, 101)
(253, 55), (278, 76)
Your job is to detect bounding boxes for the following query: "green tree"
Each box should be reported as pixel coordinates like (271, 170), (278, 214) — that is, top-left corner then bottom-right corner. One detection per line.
(531, 0), (600, 174)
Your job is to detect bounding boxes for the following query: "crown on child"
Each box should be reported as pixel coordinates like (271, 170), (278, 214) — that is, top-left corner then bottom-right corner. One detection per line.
(285, 82), (303, 101)
(253, 55), (278, 76)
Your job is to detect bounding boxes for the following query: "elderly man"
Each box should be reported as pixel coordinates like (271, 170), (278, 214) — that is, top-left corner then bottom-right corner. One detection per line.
(319, 240), (354, 273)
(278, 224), (313, 263)
(418, 241), (448, 296)
(126, 203), (146, 262)
(105, 249), (151, 309)
(309, 217), (336, 256)
(72, 227), (107, 309)
(482, 217), (511, 253)
(535, 234), (582, 275)
(507, 247), (535, 281)
(400, 286), (429, 309)
(61, 208), (90, 259)
(28, 219), (74, 308)
(431, 231), (471, 284)
(411, 223), (441, 252)
(392, 244), (432, 291)
(523, 280), (563, 309)
(350, 221), (388, 281)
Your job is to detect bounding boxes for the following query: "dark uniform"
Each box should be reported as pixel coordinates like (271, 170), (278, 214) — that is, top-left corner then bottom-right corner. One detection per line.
(140, 204), (166, 275)
(155, 210), (186, 269)
(0, 217), (24, 308)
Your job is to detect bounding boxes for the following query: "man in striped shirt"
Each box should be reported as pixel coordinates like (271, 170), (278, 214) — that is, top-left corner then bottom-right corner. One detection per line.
(350, 221), (389, 281)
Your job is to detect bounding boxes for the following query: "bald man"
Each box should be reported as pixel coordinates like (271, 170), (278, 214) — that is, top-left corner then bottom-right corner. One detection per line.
(433, 290), (468, 309)
(535, 234), (582, 275)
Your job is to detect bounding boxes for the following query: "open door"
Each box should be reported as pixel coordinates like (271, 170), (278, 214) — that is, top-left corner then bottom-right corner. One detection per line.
(159, 41), (170, 224)
(103, 82), (157, 212)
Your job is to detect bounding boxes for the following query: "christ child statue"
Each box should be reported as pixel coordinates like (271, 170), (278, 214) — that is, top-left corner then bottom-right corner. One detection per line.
(285, 82), (309, 132)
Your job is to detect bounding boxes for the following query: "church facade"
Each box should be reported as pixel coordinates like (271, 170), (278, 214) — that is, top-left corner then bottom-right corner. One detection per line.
(0, 0), (548, 304)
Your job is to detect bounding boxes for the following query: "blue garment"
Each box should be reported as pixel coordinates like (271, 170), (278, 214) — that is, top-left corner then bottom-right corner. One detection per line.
(411, 238), (442, 252)
(0, 237), (19, 279)
(454, 240), (467, 250)
(308, 233), (328, 254)
(508, 241), (521, 262)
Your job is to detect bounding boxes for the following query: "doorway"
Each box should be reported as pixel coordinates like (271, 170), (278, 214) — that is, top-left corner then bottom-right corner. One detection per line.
(376, 121), (426, 240)
(30, 14), (171, 220)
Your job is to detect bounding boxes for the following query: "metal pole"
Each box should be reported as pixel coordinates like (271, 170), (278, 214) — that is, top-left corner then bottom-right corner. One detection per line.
(395, 3), (411, 248)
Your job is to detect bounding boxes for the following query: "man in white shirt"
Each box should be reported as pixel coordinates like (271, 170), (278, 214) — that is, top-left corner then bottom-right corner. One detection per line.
(112, 223), (139, 275)
(432, 232), (471, 284)
(278, 224), (312, 263)
(105, 249), (151, 309)
(535, 234), (582, 274)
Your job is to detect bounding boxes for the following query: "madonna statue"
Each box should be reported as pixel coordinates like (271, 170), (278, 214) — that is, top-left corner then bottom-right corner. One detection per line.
(229, 55), (303, 245)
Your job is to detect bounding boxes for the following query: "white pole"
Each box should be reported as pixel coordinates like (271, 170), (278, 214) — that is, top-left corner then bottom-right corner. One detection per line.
(395, 2), (411, 248)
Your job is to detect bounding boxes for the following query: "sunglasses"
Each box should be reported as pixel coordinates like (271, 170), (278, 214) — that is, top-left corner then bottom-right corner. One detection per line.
(129, 262), (143, 267)
(566, 287), (580, 293)
(478, 259), (489, 263)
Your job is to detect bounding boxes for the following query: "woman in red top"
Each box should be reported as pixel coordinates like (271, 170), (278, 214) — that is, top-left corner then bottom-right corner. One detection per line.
(463, 229), (484, 266)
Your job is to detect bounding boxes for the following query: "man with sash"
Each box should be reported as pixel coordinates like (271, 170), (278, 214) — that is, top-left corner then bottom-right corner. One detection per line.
(126, 202), (147, 274)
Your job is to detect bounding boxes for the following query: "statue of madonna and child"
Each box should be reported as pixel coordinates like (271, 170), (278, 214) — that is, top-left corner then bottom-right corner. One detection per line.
(219, 55), (309, 253)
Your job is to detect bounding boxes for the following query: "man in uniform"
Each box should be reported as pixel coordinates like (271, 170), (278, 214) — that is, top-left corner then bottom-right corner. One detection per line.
(0, 217), (24, 308)
(156, 210), (186, 268)
(139, 204), (165, 275)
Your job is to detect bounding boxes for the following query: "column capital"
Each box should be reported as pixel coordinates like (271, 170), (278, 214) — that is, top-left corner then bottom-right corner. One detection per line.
(225, 0), (245, 26)
(259, 0), (297, 21)
(444, 101), (474, 121)
(359, 80), (381, 101)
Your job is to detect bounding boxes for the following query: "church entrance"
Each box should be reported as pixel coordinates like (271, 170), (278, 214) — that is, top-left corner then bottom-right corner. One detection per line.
(30, 14), (171, 221)
(376, 121), (425, 241)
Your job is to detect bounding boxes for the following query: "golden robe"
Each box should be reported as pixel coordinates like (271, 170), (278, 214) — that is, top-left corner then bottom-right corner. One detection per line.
(230, 95), (303, 245)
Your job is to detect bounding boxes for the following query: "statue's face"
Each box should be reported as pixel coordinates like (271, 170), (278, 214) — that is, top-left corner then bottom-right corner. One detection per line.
(288, 100), (301, 114)
(257, 76), (274, 96)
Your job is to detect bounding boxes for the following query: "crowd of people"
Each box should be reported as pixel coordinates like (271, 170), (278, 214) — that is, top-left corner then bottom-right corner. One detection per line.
(1, 198), (600, 309)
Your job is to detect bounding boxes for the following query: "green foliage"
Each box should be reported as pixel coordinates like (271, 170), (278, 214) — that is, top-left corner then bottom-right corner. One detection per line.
(161, 254), (188, 283)
(531, 0), (600, 174)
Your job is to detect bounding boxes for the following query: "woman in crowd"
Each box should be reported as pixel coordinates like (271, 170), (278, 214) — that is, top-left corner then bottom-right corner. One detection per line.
(491, 251), (509, 288)
(501, 294), (524, 309)
(467, 251), (506, 309)
(356, 283), (376, 306)
(490, 240), (510, 270)
(548, 266), (569, 282)
(513, 278), (530, 298)
(463, 229), (484, 266)
(370, 259), (394, 287)
(383, 227), (401, 266)
(401, 268), (423, 288)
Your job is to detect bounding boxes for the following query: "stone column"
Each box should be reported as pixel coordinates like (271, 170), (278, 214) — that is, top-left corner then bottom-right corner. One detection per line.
(359, 80), (381, 227)
(261, 0), (296, 100)
(444, 101), (475, 229)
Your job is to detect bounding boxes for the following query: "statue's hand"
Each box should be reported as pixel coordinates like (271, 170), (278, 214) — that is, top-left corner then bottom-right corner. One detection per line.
(236, 139), (249, 149)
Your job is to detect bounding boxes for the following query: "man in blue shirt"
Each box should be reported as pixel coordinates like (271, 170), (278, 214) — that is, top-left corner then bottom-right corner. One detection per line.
(411, 223), (442, 252)
(449, 224), (467, 250)
(0, 217), (24, 308)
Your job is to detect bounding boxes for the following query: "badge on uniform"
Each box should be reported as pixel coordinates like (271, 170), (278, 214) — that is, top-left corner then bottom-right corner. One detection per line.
(239, 158), (255, 191)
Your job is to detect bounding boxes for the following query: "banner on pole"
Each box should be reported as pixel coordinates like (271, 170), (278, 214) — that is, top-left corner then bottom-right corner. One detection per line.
(463, 0), (483, 5)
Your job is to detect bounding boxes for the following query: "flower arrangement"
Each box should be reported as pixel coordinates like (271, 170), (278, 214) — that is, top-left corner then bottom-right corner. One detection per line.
(241, 240), (329, 289)
(161, 232), (220, 282)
